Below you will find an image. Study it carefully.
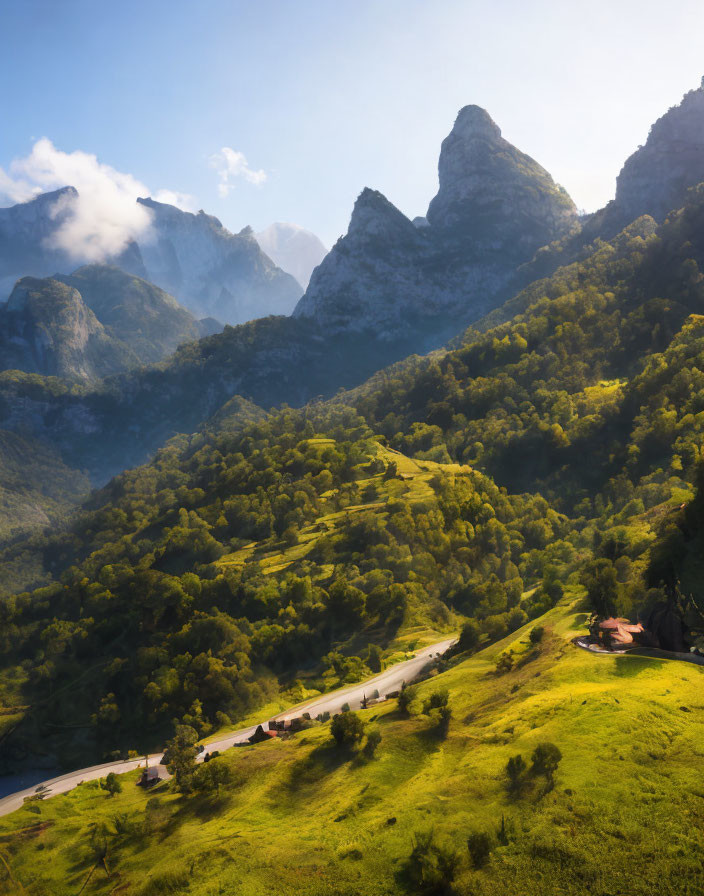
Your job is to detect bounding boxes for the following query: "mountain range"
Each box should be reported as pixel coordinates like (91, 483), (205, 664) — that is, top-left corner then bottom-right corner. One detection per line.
(0, 190), (303, 326)
(1, 83), (704, 545)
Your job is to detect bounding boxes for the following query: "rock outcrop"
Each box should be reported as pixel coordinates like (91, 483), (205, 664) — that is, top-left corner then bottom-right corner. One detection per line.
(427, 105), (577, 253)
(0, 277), (135, 380)
(294, 105), (577, 344)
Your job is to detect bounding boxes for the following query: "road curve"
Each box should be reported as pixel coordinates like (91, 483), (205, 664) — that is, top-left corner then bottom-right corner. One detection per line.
(0, 637), (455, 819)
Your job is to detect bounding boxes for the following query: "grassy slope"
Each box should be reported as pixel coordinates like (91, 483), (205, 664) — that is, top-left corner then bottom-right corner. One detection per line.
(1, 598), (703, 896)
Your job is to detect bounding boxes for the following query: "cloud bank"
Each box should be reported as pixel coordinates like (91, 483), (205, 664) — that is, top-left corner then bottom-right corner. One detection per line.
(210, 146), (267, 197)
(0, 139), (195, 262)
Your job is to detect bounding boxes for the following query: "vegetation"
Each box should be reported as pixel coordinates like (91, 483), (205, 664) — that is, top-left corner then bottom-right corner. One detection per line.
(1, 600), (703, 895)
(330, 711), (365, 748)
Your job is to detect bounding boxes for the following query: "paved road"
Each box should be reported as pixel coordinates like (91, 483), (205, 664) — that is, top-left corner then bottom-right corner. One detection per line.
(0, 637), (454, 819)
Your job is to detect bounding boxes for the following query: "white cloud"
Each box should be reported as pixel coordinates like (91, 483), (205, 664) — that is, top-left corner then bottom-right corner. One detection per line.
(209, 146), (267, 197)
(0, 139), (195, 262)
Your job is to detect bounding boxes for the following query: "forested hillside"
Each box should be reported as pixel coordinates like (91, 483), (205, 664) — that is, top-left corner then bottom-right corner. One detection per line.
(5, 182), (704, 769)
(0, 403), (568, 767)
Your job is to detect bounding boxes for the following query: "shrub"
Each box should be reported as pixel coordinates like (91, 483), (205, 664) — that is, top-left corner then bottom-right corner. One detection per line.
(192, 758), (232, 793)
(330, 711), (365, 747)
(495, 651), (514, 674)
(496, 814), (514, 846)
(467, 830), (493, 868)
(397, 685), (417, 716)
(363, 729), (382, 758)
(531, 742), (562, 789)
(422, 689), (449, 714)
(432, 704), (452, 739)
(404, 830), (458, 895)
(506, 754), (527, 796)
(100, 772), (122, 797)
(529, 626), (545, 644)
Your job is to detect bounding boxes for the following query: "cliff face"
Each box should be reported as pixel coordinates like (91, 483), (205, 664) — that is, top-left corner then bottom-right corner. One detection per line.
(136, 199), (303, 324)
(294, 106), (577, 343)
(599, 82), (704, 235)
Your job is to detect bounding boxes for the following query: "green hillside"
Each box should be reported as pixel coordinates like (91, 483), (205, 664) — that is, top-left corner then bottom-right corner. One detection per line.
(1, 598), (702, 896)
(0, 415), (566, 768)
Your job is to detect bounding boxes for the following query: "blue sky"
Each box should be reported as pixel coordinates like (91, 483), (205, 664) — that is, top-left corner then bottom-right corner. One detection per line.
(2, 0), (704, 247)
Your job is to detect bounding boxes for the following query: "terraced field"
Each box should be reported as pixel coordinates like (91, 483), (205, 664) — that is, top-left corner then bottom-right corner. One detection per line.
(217, 441), (473, 577)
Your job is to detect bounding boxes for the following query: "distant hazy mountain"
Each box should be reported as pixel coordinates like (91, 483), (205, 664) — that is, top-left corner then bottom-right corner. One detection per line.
(254, 223), (327, 288)
(294, 105), (577, 345)
(137, 199), (303, 324)
(0, 191), (302, 326)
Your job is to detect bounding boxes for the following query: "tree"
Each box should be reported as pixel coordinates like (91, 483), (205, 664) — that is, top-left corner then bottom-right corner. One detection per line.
(581, 559), (619, 618)
(397, 684), (416, 716)
(163, 724), (199, 792)
(467, 831), (493, 868)
(458, 619), (480, 652)
(330, 711), (365, 748)
(100, 772), (122, 797)
(367, 643), (383, 673)
(531, 742), (562, 788)
(529, 626), (544, 644)
(506, 754), (527, 796)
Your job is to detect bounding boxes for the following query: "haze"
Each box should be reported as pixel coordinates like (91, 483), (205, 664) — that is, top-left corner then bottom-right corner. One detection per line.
(2, 0), (704, 246)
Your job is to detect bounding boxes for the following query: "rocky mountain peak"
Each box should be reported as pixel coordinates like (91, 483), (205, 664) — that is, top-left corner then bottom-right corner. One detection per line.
(347, 188), (421, 244)
(450, 104), (502, 141)
(609, 80), (704, 228)
(427, 106), (577, 251)
(294, 105), (578, 343)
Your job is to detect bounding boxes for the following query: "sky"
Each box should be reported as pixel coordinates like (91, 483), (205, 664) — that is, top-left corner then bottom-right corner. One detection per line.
(1, 0), (704, 249)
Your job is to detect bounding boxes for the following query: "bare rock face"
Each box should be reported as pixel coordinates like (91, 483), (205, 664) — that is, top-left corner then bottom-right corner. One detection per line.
(427, 105), (577, 254)
(602, 82), (704, 233)
(137, 199), (303, 324)
(294, 106), (577, 344)
(294, 189), (431, 336)
(0, 277), (135, 380)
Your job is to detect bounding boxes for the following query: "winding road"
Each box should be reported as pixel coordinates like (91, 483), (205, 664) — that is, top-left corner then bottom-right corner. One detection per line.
(0, 637), (455, 819)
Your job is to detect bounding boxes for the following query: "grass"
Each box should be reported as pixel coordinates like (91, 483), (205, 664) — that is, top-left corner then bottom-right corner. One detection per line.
(1, 598), (703, 895)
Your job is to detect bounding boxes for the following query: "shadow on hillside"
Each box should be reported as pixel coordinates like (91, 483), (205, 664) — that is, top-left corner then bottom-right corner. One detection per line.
(612, 655), (665, 677)
(280, 741), (353, 797)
